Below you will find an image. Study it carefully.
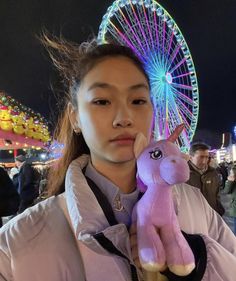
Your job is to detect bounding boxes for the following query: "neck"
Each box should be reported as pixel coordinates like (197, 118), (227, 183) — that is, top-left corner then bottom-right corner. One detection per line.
(190, 161), (208, 173)
(91, 158), (136, 194)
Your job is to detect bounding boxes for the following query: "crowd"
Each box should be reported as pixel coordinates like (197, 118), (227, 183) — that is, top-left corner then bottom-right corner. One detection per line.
(0, 36), (236, 280)
(0, 155), (47, 226)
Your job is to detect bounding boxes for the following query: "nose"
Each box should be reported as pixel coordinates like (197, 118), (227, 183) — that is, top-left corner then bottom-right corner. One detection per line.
(112, 106), (133, 128)
(113, 117), (133, 128)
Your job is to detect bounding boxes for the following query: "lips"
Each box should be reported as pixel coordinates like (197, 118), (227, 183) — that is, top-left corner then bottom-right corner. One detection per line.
(110, 134), (135, 142)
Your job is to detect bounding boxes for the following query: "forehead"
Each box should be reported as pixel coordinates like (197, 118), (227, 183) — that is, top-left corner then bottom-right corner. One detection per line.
(194, 149), (209, 157)
(81, 56), (148, 87)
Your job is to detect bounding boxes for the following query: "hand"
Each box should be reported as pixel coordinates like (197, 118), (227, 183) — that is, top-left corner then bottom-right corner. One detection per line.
(129, 223), (168, 281)
(227, 175), (235, 181)
(129, 222), (142, 269)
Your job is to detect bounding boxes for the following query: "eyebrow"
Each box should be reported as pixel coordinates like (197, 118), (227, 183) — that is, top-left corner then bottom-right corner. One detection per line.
(88, 82), (149, 91)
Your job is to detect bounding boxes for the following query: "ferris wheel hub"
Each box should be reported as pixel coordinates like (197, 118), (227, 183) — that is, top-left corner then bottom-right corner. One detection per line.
(165, 72), (173, 84)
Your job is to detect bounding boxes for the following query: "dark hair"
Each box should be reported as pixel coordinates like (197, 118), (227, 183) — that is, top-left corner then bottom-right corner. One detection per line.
(15, 154), (26, 163)
(42, 33), (150, 196)
(189, 142), (210, 156)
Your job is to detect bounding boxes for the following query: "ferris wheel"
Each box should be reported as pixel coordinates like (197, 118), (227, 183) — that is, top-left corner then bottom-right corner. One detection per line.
(97, 0), (199, 152)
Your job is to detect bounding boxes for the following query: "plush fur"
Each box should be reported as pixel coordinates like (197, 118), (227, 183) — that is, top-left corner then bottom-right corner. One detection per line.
(133, 137), (195, 276)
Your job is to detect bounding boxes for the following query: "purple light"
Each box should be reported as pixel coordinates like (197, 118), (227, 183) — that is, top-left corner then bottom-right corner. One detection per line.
(169, 57), (187, 73)
(167, 32), (174, 57)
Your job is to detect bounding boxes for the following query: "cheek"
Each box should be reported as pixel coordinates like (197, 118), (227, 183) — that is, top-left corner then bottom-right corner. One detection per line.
(79, 112), (96, 134)
(78, 109), (105, 141)
(143, 111), (154, 135)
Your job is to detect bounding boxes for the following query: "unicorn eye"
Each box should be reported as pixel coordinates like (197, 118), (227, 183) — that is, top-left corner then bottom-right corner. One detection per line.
(149, 149), (162, 160)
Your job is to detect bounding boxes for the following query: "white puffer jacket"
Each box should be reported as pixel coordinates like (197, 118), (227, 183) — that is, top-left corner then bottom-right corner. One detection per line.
(0, 155), (236, 281)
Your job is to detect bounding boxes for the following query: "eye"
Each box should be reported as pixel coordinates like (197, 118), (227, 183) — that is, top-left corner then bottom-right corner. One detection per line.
(149, 149), (162, 160)
(92, 99), (110, 105)
(132, 99), (147, 105)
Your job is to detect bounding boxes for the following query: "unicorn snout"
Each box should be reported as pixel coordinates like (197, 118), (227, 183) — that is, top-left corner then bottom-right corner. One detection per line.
(160, 156), (190, 185)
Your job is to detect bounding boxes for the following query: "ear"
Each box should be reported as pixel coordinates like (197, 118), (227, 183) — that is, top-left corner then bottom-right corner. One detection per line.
(67, 102), (81, 130)
(168, 123), (185, 143)
(133, 132), (148, 158)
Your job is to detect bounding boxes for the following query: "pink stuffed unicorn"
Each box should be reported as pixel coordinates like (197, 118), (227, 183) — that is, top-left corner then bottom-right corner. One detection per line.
(133, 125), (195, 276)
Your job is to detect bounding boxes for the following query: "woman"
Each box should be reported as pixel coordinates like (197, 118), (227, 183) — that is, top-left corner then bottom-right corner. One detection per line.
(224, 165), (236, 234)
(0, 35), (236, 281)
(0, 166), (19, 227)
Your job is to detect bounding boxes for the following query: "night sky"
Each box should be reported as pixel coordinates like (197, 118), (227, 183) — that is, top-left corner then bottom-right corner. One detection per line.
(0, 0), (236, 137)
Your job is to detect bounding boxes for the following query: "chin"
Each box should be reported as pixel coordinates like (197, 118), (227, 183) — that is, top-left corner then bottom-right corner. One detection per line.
(110, 153), (135, 164)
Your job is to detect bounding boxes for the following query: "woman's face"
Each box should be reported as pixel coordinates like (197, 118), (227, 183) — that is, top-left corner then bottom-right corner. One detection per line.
(74, 56), (153, 167)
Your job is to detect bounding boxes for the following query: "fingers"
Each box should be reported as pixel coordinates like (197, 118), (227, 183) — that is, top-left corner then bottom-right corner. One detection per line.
(129, 222), (137, 235)
(129, 222), (142, 269)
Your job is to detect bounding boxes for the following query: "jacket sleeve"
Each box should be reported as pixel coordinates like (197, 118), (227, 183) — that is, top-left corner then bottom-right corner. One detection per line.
(200, 234), (236, 280)
(224, 180), (236, 194)
(0, 247), (12, 281)
(203, 194), (236, 255)
(161, 232), (236, 281)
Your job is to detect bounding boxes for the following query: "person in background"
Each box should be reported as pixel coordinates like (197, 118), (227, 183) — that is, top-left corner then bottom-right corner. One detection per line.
(9, 167), (19, 190)
(186, 142), (225, 216)
(217, 161), (229, 188)
(224, 165), (236, 234)
(0, 36), (236, 281)
(0, 166), (19, 227)
(15, 155), (38, 213)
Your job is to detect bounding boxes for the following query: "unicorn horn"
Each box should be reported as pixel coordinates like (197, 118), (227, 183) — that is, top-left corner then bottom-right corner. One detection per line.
(167, 124), (185, 143)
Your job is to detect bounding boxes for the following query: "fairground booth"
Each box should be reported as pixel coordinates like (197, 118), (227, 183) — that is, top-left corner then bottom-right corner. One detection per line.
(0, 92), (51, 170)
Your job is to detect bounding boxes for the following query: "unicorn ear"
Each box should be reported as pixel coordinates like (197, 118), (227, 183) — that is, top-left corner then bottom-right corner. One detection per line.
(134, 133), (148, 158)
(168, 123), (185, 143)
(181, 152), (190, 161)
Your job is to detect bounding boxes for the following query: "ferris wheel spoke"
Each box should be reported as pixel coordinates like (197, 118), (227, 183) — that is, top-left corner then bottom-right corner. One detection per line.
(170, 87), (195, 106)
(128, 2), (150, 51)
(137, 4), (154, 50)
(122, 5), (149, 53)
(112, 9), (146, 54)
(107, 22), (143, 58)
(166, 44), (181, 70)
(172, 72), (191, 79)
(152, 8), (160, 50)
(162, 19), (166, 57)
(175, 99), (197, 122)
(169, 101), (191, 132)
(171, 83), (192, 91)
(168, 57), (187, 74)
(140, 3), (155, 49)
(167, 32), (174, 59)
(163, 29), (176, 69)
(147, 54), (166, 77)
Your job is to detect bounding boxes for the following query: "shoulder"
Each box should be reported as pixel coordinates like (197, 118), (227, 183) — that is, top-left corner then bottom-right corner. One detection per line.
(22, 162), (33, 171)
(206, 166), (220, 176)
(173, 182), (203, 199)
(0, 195), (66, 252)
(173, 183), (211, 231)
(0, 167), (6, 175)
(224, 180), (236, 193)
(173, 183), (207, 214)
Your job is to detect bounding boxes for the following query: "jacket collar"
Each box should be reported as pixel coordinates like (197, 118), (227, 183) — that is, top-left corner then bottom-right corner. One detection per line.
(65, 155), (109, 239)
(64, 155), (132, 257)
